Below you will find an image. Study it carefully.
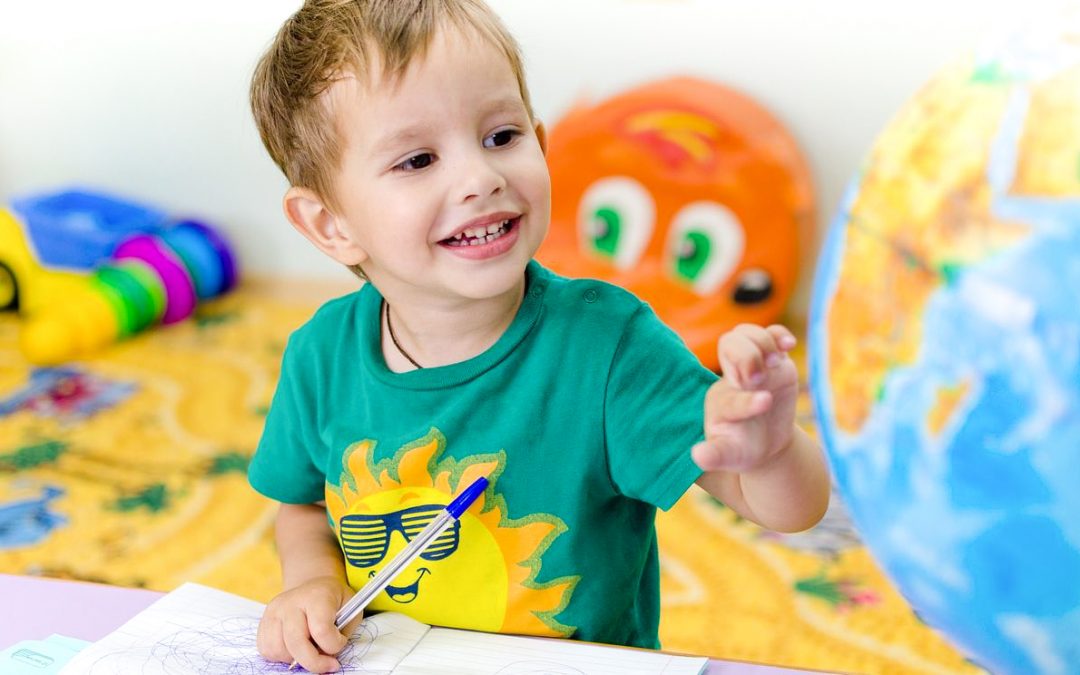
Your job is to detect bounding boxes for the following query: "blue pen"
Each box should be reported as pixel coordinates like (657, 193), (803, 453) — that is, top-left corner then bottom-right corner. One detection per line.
(289, 475), (489, 670)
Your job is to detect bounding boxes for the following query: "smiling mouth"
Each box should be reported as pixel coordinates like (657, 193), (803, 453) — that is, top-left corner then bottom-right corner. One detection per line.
(372, 567), (430, 604)
(441, 217), (519, 247)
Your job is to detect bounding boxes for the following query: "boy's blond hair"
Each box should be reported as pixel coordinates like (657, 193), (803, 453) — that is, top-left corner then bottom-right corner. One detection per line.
(250, 0), (534, 214)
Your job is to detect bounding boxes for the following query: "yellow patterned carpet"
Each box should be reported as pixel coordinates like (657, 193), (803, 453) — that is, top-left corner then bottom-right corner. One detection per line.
(0, 284), (982, 674)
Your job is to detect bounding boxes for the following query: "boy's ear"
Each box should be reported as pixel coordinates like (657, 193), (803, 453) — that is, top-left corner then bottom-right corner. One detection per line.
(282, 187), (369, 266)
(533, 120), (547, 155)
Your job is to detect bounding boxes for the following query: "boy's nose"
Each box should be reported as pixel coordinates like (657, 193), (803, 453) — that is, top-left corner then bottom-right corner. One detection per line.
(456, 152), (507, 202)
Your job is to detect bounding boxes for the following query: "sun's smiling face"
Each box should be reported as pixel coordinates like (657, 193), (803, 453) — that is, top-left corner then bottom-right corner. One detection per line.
(338, 485), (508, 629)
(325, 431), (575, 636)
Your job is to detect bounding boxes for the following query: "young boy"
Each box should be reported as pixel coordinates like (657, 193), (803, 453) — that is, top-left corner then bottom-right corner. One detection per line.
(247, 1), (830, 671)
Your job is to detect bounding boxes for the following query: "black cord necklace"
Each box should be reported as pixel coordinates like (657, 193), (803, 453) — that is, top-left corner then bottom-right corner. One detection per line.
(383, 300), (423, 370)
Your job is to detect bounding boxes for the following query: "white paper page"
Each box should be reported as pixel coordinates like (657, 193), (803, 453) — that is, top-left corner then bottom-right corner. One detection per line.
(393, 627), (708, 675)
(59, 583), (430, 674)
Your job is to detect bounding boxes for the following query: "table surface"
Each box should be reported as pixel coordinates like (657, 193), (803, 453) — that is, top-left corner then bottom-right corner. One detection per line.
(1, 573), (824, 674)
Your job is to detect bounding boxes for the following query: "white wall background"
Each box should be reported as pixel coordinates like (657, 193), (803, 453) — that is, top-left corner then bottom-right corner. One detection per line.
(0, 0), (1070, 306)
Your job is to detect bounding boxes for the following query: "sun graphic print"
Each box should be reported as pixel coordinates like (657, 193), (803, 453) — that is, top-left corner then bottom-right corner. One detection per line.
(325, 429), (577, 636)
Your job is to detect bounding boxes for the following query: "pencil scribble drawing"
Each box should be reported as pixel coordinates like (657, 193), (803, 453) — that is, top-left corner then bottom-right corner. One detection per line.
(57, 583), (707, 675)
(75, 614), (389, 674)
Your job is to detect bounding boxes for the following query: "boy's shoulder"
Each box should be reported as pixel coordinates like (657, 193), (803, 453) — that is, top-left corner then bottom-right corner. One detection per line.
(286, 285), (368, 352)
(539, 264), (646, 318)
(535, 264), (656, 345)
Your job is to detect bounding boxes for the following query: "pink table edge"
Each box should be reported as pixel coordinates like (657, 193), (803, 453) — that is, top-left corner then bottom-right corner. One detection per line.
(0, 574), (826, 674)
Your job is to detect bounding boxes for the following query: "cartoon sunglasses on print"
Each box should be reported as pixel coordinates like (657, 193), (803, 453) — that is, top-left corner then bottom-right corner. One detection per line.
(339, 504), (461, 568)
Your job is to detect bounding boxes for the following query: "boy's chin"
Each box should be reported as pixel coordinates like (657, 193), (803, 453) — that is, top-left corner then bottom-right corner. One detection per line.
(440, 258), (531, 300)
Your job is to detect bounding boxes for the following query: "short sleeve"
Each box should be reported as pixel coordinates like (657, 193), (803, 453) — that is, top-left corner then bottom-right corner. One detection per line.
(604, 305), (718, 510)
(248, 332), (327, 504)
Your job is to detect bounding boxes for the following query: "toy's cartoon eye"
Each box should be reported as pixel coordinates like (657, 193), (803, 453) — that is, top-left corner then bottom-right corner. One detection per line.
(666, 201), (745, 295)
(577, 177), (655, 269)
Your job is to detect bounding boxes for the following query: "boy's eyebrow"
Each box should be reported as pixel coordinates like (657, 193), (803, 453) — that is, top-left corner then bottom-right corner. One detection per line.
(370, 96), (528, 155)
(482, 95), (528, 116)
(371, 125), (433, 155)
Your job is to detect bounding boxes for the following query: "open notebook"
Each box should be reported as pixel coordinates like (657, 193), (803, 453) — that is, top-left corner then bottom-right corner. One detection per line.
(60, 582), (708, 674)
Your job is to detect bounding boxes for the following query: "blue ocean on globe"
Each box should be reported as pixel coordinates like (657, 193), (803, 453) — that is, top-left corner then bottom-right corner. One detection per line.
(809, 52), (1080, 675)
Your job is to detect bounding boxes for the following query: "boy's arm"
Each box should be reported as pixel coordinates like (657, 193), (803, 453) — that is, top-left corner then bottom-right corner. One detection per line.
(691, 324), (831, 533)
(256, 502), (353, 673)
(276, 502), (347, 589)
(695, 425), (829, 533)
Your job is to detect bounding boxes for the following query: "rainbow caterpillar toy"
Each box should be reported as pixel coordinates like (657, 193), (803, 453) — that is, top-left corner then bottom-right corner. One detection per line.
(23, 223), (237, 364)
(1, 189), (237, 365)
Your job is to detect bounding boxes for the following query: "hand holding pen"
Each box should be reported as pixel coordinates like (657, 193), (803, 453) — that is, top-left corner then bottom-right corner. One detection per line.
(286, 476), (489, 671)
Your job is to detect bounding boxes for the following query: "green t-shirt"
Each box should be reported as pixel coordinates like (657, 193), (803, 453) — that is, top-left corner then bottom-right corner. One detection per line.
(248, 260), (717, 648)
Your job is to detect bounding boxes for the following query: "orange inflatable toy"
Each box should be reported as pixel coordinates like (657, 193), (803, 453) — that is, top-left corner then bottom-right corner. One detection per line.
(538, 77), (814, 371)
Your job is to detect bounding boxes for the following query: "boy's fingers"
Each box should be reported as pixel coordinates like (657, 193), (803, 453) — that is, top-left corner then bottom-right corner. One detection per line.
(309, 613), (348, 657)
(692, 436), (761, 473)
(256, 615), (289, 663)
(739, 324), (789, 363)
(718, 324), (794, 387)
(283, 613), (340, 673)
(339, 612), (364, 639)
(705, 384), (771, 425)
(280, 613), (314, 666)
(766, 324), (797, 351)
(718, 332), (767, 388)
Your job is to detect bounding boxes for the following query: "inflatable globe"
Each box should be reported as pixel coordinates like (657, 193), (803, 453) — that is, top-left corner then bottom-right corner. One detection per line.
(809, 19), (1080, 675)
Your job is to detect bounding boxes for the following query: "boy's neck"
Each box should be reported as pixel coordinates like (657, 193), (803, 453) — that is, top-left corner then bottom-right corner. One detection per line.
(380, 279), (527, 372)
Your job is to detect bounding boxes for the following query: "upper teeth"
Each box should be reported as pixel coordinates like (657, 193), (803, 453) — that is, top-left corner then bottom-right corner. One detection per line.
(454, 219), (511, 240)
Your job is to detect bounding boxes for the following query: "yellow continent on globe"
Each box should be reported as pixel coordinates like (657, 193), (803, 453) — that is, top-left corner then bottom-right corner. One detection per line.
(821, 56), (1080, 432)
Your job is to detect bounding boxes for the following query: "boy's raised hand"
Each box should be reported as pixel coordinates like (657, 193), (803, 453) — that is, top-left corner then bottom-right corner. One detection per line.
(257, 575), (354, 673)
(692, 324), (800, 474)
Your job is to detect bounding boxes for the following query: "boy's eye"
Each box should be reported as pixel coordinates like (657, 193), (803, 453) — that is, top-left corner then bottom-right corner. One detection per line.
(483, 129), (519, 148)
(397, 153), (435, 171)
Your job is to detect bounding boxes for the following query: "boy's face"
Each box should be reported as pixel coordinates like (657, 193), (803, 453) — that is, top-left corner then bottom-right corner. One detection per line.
(314, 28), (549, 304)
